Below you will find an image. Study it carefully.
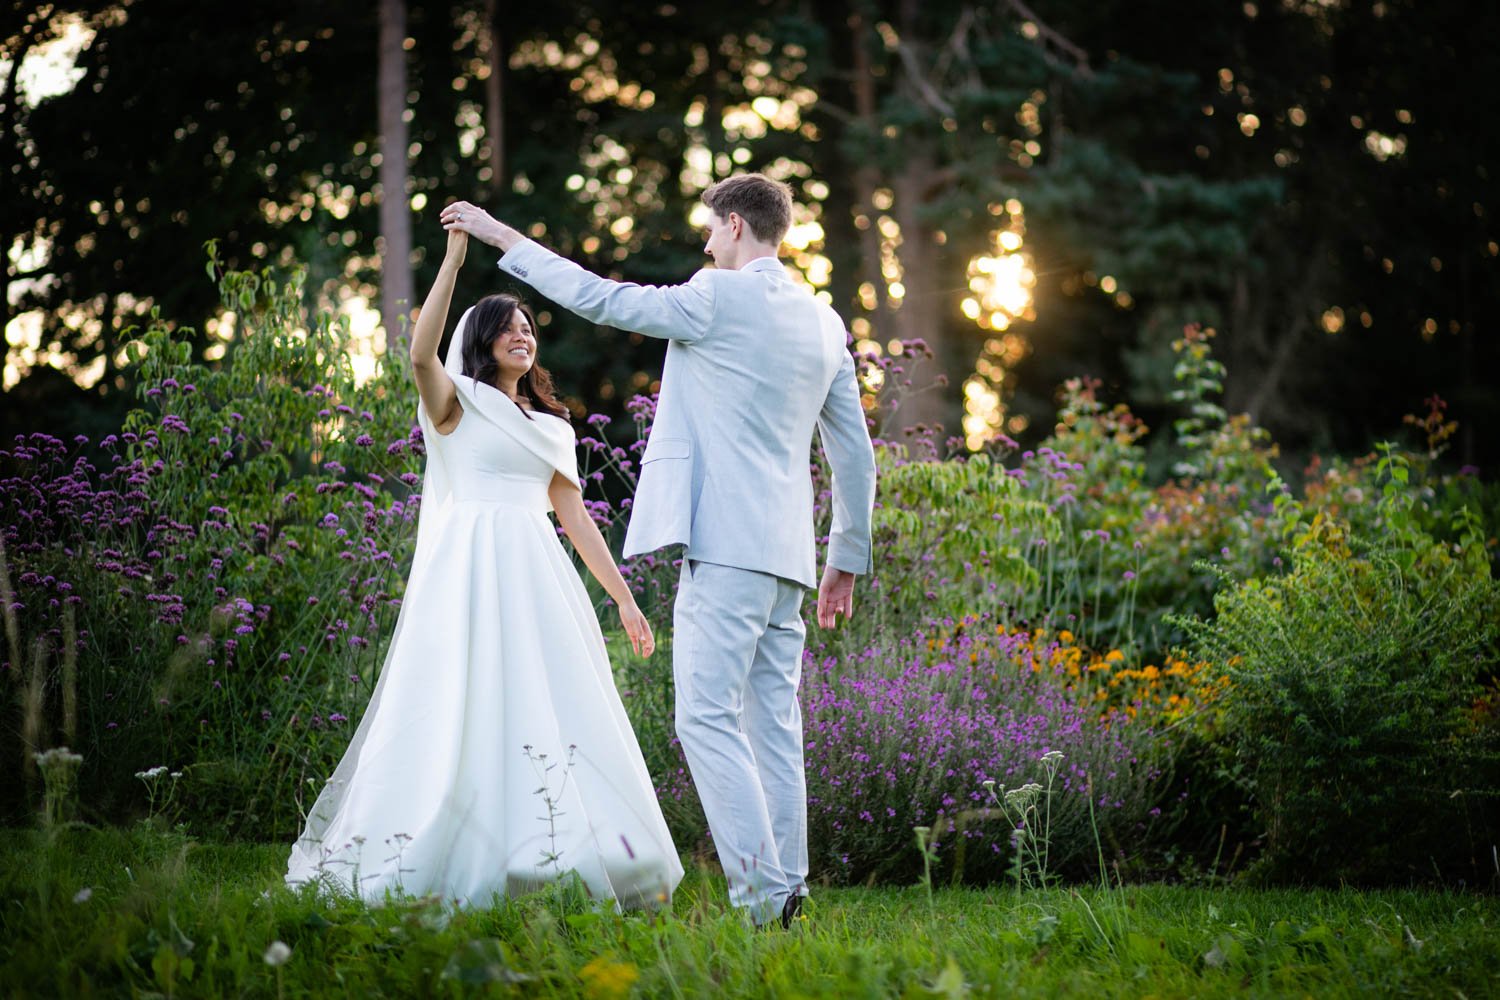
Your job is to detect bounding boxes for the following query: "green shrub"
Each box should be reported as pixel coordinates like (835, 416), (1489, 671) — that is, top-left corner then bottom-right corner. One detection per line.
(1178, 458), (1500, 884)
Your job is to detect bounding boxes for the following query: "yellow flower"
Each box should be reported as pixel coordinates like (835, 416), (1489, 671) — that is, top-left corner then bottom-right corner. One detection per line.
(579, 957), (640, 1000)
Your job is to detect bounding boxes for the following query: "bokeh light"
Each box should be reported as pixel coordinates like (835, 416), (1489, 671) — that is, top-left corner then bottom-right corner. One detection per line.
(960, 200), (1036, 450)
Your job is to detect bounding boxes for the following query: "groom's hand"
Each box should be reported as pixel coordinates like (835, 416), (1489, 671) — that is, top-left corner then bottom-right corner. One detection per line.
(440, 200), (523, 252)
(817, 566), (856, 629)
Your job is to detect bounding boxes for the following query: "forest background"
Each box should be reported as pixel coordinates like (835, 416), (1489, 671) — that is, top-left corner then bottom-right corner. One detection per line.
(5, 0), (1497, 467)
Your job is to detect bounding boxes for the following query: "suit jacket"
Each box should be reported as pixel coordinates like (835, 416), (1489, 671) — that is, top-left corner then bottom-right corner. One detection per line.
(498, 240), (876, 589)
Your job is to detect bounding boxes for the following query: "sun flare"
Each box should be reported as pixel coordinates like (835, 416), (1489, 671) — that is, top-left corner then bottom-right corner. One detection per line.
(961, 205), (1036, 450)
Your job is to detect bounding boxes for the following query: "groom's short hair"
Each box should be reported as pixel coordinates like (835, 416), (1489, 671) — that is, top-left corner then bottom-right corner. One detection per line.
(703, 174), (793, 247)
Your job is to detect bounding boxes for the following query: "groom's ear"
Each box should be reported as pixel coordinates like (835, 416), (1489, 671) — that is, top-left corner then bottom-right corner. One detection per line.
(728, 211), (745, 241)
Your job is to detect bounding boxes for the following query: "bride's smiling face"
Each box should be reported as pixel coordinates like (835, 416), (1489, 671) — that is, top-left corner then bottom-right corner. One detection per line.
(492, 309), (536, 377)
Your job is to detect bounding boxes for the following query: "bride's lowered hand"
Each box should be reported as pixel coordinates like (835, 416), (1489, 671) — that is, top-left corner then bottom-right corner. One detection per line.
(547, 471), (657, 659)
(618, 598), (656, 658)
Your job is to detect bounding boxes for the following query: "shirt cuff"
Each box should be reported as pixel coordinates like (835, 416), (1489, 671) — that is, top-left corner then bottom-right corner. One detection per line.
(826, 538), (873, 576)
(496, 238), (541, 280)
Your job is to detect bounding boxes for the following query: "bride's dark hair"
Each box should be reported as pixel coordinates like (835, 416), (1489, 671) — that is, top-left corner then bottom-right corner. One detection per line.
(460, 293), (569, 421)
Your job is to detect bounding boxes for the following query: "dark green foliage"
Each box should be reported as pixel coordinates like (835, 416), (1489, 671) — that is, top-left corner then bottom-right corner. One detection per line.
(7, 1), (1499, 467)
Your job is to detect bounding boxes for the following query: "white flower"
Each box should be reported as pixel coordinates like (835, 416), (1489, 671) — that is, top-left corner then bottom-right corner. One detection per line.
(1040, 750), (1065, 766)
(35, 748), (84, 769)
(72, 887), (93, 904)
(1005, 781), (1045, 808)
(263, 940), (292, 966)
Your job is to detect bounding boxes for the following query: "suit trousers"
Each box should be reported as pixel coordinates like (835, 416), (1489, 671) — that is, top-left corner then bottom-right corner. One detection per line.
(672, 560), (809, 923)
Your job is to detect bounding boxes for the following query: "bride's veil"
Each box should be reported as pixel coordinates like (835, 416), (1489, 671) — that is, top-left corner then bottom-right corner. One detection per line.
(287, 307), (477, 884)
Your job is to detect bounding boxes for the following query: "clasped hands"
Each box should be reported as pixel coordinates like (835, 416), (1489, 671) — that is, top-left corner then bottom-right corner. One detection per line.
(441, 201), (524, 253)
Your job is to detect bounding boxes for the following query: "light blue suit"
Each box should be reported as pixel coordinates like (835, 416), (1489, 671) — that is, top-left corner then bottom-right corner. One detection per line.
(498, 240), (876, 920)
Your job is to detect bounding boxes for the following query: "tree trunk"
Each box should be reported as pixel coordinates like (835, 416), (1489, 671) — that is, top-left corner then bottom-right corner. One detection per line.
(377, 0), (414, 343)
(1231, 244), (1325, 427)
(482, 0), (506, 196)
(889, 150), (952, 440)
(885, 0), (957, 441)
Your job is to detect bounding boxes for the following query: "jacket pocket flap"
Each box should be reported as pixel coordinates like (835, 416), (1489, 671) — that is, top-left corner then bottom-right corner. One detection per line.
(643, 437), (691, 462)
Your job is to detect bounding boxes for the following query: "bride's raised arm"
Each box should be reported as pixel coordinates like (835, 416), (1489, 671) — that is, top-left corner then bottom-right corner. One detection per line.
(409, 229), (468, 432)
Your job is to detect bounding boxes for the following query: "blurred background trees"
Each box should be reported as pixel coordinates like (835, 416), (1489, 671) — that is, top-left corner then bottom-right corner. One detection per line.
(4, 0), (1495, 468)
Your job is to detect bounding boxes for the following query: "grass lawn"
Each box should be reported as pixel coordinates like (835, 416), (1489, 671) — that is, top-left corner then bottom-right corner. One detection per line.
(1, 825), (1495, 998)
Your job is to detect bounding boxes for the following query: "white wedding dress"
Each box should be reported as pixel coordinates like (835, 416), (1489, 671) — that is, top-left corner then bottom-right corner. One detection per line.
(285, 308), (683, 909)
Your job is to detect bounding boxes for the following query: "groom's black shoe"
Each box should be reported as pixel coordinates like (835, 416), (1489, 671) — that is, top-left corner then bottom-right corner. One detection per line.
(780, 892), (804, 930)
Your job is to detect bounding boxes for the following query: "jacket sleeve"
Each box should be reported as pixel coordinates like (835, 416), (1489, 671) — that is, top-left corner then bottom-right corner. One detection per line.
(817, 349), (877, 575)
(498, 238), (716, 343)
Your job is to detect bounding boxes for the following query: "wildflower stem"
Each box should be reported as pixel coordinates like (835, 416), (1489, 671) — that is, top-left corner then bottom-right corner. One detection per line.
(62, 605), (78, 747)
(1092, 533), (1105, 650)
(22, 636), (47, 793)
(0, 535), (22, 681)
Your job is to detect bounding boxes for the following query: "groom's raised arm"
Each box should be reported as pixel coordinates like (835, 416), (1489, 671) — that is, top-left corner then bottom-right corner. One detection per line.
(441, 202), (716, 342)
(497, 238), (717, 344)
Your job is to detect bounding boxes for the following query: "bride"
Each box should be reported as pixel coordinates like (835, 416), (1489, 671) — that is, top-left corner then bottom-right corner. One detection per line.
(285, 227), (683, 909)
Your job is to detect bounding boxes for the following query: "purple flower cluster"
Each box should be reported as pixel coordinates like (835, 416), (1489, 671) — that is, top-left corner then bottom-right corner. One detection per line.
(0, 352), (425, 832)
(797, 626), (1166, 883)
(571, 395), (684, 620)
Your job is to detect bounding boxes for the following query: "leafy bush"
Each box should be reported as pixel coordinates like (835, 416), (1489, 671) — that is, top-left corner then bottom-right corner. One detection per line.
(1302, 395), (1500, 575)
(830, 328), (1285, 670)
(1037, 329), (1282, 656)
(1179, 458), (1500, 884)
(848, 451), (1050, 640)
(0, 261), (425, 833)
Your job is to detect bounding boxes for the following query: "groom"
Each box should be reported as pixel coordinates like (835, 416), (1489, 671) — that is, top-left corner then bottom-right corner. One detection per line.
(441, 174), (876, 928)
